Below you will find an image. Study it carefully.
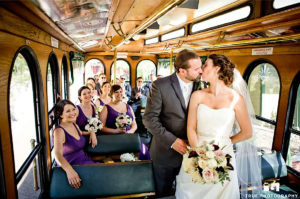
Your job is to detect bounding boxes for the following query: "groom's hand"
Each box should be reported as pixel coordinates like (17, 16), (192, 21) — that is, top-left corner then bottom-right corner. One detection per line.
(172, 138), (188, 155)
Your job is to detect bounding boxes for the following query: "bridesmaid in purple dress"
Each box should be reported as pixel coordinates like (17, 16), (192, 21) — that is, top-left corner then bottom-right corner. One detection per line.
(86, 82), (98, 106)
(95, 81), (111, 107)
(53, 100), (97, 189)
(100, 85), (150, 160)
(76, 86), (99, 140)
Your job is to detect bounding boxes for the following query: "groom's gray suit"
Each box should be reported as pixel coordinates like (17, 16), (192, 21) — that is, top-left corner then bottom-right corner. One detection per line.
(143, 72), (199, 197)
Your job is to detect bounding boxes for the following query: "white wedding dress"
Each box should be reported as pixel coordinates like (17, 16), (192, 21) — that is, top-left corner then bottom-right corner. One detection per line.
(176, 91), (240, 199)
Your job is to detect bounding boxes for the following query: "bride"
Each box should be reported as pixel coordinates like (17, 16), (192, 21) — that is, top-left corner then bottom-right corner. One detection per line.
(176, 54), (261, 199)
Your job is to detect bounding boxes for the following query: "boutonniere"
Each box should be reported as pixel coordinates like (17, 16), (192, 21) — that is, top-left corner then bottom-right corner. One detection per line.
(197, 80), (206, 90)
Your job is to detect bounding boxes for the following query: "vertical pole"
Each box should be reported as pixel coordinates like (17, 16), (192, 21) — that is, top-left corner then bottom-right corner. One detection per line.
(114, 49), (117, 84)
(170, 50), (173, 75)
(30, 139), (39, 191)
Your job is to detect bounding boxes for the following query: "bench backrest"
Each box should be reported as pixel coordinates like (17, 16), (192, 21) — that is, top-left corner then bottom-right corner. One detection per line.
(261, 151), (287, 181)
(50, 161), (155, 198)
(87, 133), (141, 155)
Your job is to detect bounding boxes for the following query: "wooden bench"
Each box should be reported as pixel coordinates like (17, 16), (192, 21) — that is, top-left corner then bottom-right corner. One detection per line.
(50, 161), (155, 199)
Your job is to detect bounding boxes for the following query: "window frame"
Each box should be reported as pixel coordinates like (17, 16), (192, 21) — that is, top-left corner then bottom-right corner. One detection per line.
(61, 55), (69, 99)
(84, 58), (106, 81)
(136, 59), (157, 84)
(161, 27), (185, 42)
(46, 52), (60, 111)
(244, 58), (281, 149)
(145, 37), (159, 45)
(282, 71), (300, 176)
(110, 59), (131, 85)
(7, 46), (48, 196)
(190, 3), (253, 35)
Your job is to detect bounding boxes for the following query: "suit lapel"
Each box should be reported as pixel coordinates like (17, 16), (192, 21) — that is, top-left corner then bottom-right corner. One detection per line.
(170, 73), (186, 111)
(192, 81), (200, 91)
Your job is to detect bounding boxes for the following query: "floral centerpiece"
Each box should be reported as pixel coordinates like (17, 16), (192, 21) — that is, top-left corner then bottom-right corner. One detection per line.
(85, 117), (103, 133)
(183, 140), (233, 185)
(115, 113), (132, 128)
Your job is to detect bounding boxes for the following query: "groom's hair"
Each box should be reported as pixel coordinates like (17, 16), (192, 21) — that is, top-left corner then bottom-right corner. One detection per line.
(174, 49), (199, 73)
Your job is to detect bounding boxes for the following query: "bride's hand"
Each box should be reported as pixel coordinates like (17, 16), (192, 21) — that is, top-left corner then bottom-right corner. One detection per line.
(172, 138), (188, 155)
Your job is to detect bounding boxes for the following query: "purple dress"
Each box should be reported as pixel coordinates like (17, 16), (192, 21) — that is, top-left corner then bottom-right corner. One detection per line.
(76, 105), (96, 132)
(106, 104), (133, 131)
(105, 104), (151, 160)
(55, 123), (95, 165)
(97, 98), (106, 106)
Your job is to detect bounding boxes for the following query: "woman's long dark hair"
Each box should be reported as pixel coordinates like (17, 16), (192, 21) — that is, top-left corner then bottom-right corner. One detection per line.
(54, 99), (76, 121)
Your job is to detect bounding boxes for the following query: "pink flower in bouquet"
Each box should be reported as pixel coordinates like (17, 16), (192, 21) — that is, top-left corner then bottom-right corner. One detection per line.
(214, 149), (225, 158)
(212, 170), (219, 182)
(202, 167), (214, 183)
(196, 148), (206, 156)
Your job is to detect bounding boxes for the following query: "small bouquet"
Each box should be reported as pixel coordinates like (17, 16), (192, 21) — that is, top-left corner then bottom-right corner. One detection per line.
(120, 153), (137, 162)
(122, 96), (128, 103)
(85, 117), (103, 133)
(95, 105), (104, 115)
(183, 140), (233, 185)
(115, 114), (132, 128)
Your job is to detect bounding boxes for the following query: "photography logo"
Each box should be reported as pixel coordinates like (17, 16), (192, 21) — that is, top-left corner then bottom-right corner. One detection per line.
(263, 182), (280, 192)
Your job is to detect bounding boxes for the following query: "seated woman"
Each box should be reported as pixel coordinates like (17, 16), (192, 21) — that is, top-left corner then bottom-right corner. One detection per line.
(53, 100), (97, 189)
(100, 85), (150, 160)
(76, 86), (99, 137)
(86, 82), (98, 104)
(95, 81), (111, 107)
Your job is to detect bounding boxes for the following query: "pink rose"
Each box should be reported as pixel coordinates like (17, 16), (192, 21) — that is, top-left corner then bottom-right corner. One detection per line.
(196, 148), (206, 156)
(214, 149), (224, 158)
(212, 170), (219, 182)
(202, 167), (214, 183)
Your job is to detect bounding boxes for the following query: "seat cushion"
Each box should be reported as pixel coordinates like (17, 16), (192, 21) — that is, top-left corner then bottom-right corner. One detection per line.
(261, 152), (287, 180)
(87, 133), (141, 155)
(50, 161), (155, 198)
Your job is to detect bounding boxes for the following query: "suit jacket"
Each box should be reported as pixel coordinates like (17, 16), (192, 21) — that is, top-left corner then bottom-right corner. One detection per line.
(122, 83), (132, 99)
(143, 73), (199, 167)
(131, 86), (149, 101)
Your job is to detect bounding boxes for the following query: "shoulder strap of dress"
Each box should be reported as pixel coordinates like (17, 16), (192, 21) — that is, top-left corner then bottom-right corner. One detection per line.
(91, 104), (96, 117)
(72, 123), (81, 136)
(230, 90), (239, 109)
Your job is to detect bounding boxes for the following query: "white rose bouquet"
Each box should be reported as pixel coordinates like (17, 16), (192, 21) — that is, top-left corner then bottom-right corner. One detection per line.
(115, 114), (132, 128)
(182, 140), (233, 185)
(85, 117), (103, 133)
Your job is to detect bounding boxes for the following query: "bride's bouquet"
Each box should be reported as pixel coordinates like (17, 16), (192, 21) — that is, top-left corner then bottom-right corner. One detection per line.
(85, 117), (103, 133)
(115, 114), (132, 128)
(183, 140), (233, 185)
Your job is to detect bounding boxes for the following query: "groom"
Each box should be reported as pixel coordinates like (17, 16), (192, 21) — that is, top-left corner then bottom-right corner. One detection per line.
(143, 49), (202, 197)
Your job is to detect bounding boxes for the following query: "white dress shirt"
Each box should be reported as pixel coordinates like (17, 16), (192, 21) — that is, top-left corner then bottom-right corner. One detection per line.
(176, 73), (193, 108)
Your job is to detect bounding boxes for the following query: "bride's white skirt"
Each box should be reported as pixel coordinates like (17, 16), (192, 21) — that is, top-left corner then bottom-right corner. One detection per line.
(175, 146), (240, 199)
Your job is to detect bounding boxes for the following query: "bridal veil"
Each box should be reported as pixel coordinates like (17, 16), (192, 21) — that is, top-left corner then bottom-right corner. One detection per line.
(231, 69), (263, 199)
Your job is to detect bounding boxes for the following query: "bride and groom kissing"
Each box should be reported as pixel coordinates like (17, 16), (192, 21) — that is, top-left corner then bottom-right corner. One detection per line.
(143, 49), (261, 199)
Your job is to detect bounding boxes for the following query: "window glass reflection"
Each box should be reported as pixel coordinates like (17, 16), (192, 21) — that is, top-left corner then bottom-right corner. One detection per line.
(9, 54), (37, 172)
(137, 60), (156, 83)
(111, 60), (130, 84)
(157, 57), (175, 77)
(47, 63), (54, 110)
(248, 63), (280, 120)
(85, 59), (105, 81)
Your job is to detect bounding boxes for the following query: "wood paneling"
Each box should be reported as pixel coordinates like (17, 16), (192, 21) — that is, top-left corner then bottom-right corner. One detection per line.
(0, 26), (75, 197)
